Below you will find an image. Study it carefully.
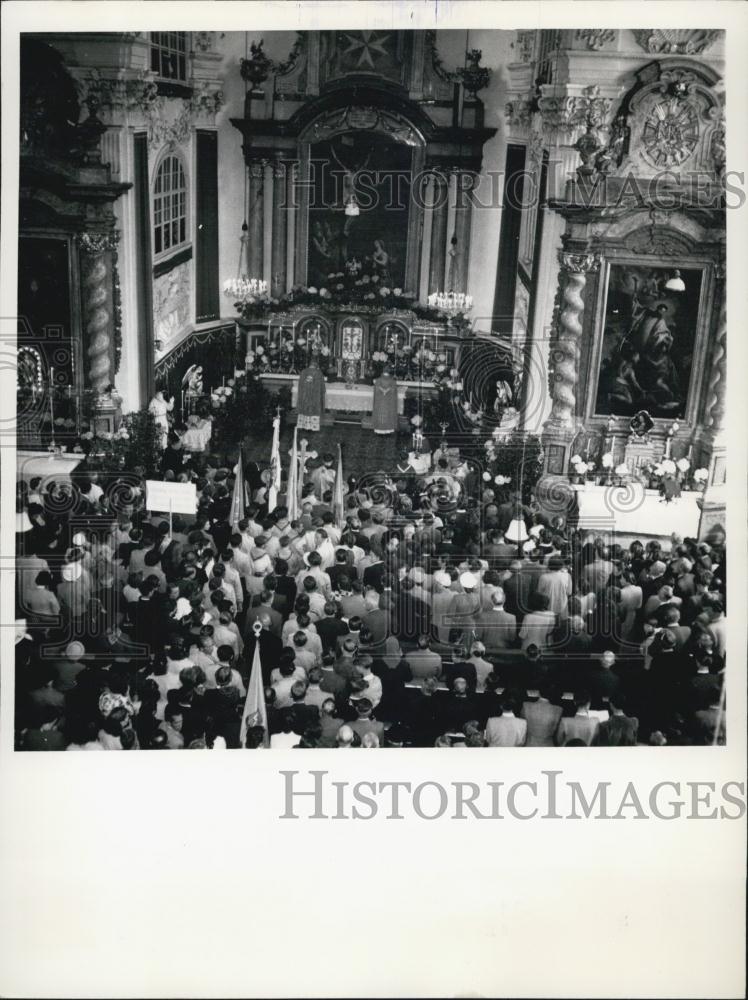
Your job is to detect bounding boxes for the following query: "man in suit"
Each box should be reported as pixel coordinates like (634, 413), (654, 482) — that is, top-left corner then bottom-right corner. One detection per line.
(555, 691), (600, 746)
(315, 602), (350, 654)
(502, 560), (535, 624)
(348, 698), (385, 746)
(485, 696), (528, 747)
(394, 577), (431, 644)
(474, 589), (517, 655)
(407, 635), (443, 683)
(521, 684), (563, 747)
(584, 650), (621, 710)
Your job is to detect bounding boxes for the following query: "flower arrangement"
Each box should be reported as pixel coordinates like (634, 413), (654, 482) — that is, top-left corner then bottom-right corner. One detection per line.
(693, 467), (709, 486)
(601, 452), (614, 470)
(211, 385), (233, 408)
(615, 463), (629, 477)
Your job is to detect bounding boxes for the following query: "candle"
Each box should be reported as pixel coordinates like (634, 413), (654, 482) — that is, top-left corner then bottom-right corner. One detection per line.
(610, 436), (616, 462)
(665, 435), (671, 459)
(687, 444), (693, 462)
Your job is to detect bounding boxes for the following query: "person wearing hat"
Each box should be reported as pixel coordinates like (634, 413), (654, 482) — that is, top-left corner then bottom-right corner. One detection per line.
(446, 571), (481, 646)
(536, 555), (572, 619)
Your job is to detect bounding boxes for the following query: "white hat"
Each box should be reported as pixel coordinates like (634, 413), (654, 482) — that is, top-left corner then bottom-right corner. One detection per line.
(72, 531), (88, 546)
(459, 571), (477, 590)
(504, 518), (529, 544)
(410, 567), (424, 585)
(61, 562), (83, 582)
(434, 571), (451, 588)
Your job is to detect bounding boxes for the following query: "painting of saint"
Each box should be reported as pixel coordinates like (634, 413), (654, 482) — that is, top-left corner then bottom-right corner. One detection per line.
(594, 264), (703, 419)
(307, 132), (411, 288)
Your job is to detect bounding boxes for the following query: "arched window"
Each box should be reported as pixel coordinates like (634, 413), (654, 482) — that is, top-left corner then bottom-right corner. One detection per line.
(150, 32), (188, 82)
(153, 155), (187, 257)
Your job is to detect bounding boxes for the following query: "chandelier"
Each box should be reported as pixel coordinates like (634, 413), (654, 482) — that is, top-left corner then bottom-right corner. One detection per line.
(428, 291), (473, 314)
(223, 277), (268, 301)
(224, 217), (269, 303)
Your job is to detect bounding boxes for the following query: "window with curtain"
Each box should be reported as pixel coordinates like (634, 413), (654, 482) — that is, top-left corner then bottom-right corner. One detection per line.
(150, 32), (188, 81)
(153, 154), (187, 257)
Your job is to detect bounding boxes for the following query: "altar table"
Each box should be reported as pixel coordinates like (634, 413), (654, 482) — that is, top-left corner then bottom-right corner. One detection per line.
(262, 374), (428, 414)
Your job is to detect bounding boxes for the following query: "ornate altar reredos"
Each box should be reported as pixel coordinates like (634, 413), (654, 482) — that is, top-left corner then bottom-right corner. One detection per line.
(244, 307), (459, 384)
(541, 59), (725, 489)
(230, 31), (495, 299)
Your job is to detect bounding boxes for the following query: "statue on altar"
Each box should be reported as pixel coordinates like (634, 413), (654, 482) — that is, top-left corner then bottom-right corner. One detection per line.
(371, 366), (398, 435)
(296, 359), (326, 432)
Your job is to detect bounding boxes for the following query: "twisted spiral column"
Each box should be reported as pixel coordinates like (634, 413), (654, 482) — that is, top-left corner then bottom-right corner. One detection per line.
(548, 251), (600, 426)
(79, 232), (118, 392)
(704, 281), (726, 433)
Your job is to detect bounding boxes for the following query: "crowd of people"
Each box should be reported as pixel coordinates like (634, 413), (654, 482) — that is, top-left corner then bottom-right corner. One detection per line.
(14, 427), (727, 750)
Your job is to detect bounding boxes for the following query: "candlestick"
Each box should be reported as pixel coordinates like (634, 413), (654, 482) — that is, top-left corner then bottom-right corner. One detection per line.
(665, 435), (671, 459)
(687, 444), (693, 462)
(610, 436), (616, 462)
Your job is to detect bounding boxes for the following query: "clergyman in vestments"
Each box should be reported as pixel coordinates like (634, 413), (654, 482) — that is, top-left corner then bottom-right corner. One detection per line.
(297, 360), (326, 432)
(371, 367), (398, 435)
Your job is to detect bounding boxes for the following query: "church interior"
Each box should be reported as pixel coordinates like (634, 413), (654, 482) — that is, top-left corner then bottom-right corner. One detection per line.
(14, 28), (729, 749)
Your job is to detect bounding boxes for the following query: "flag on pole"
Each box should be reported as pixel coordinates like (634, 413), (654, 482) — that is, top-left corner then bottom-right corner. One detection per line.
(267, 412), (282, 513)
(286, 425), (300, 522)
(240, 625), (269, 748)
(230, 457), (246, 529)
(333, 442), (344, 524)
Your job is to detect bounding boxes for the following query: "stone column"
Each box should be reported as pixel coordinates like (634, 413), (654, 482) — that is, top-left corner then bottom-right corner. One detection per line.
(428, 170), (449, 295)
(247, 159), (265, 278)
(271, 158), (288, 298)
(78, 230), (122, 433)
(542, 249), (600, 470)
(697, 262), (726, 537)
(285, 160), (297, 292)
(78, 231), (119, 392)
(450, 170), (474, 294)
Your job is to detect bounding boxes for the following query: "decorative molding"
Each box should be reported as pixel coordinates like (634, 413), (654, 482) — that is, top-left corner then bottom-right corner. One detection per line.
(78, 230), (120, 255)
(538, 85), (613, 136)
(74, 70), (159, 115)
(622, 227), (694, 256)
(513, 31), (536, 64)
(305, 105), (421, 146)
(193, 31), (214, 53)
(558, 250), (601, 273)
(504, 98), (534, 128)
(576, 29), (616, 51)
(632, 29), (721, 56)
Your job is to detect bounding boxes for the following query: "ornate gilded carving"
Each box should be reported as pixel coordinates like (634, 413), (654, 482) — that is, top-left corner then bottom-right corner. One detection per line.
(75, 70), (159, 115)
(538, 85), (612, 135)
(307, 105), (419, 146)
(622, 227), (694, 256)
(193, 31), (214, 53)
(504, 99), (534, 127)
(576, 29), (616, 50)
(559, 251), (601, 274)
(632, 29), (721, 55)
(640, 96), (699, 168)
(241, 40), (272, 89)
